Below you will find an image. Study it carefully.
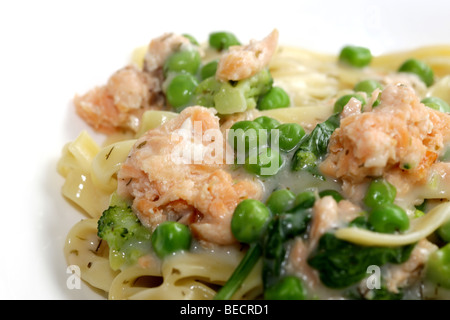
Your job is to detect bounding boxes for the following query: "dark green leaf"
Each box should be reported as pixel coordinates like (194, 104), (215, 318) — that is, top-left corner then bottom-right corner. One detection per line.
(292, 113), (340, 176)
(307, 233), (415, 289)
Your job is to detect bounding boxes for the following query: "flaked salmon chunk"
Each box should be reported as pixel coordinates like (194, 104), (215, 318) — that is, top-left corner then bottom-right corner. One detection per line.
(216, 29), (278, 81)
(74, 33), (196, 134)
(74, 65), (163, 133)
(117, 106), (263, 245)
(321, 83), (450, 195)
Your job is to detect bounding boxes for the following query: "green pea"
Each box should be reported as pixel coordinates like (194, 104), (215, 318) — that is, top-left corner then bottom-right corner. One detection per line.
(319, 189), (344, 202)
(231, 199), (271, 243)
(257, 87), (290, 110)
(228, 120), (264, 159)
(421, 96), (450, 113)
(164, 50), (201, 76)
(166, 73), (198, 110)
(368, 203), (410, 234)
(209, 31), (240, 51)
(151, 221), (192, 258)
(354, 79), (383, 95)
(274, 123), (305, 152)
(293, 190), (316, 209)
(339, 45), (372, 68)
(437, 220), (450, 243)
(364, 179), (397, 208)
(398, 58), (434, 87)
(426, 243), (450, 289)
(253, 116), (281, 131)
(265, 189), (296, 215)
(264, 276), (306, 300)
(244, 147), (283, 177)
(200, 60), (218, 80)
(333, 93), (366, 113)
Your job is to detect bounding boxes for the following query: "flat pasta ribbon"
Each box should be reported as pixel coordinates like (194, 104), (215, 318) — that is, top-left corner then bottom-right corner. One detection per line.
(335, 201), (450, 246)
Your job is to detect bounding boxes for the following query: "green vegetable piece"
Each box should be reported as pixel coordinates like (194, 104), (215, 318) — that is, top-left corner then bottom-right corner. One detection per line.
(274, 123), (305, 152)
(426, 243), (450, 288)
(368, 203), (410, 234)
(200, 60), (218, 80)
(236, 68), (273, 110)
(166, 73), (198, 111)
(415, 199), (427, 212)
(398, 58), (434, 87)
(333, 93), (366, 113)
(244, 147), (283, 177)
(182, 33), (199, 45)
(194, 69), (272, 114)
(97, 204), (152, 270)
(354, 79), (383, 95)
(339, 45), (372, 68)
(194, 76), (222, 107)
(308, 233), (415, 288)
(292, 150), (317, 170)
(164, 50), (201, 76)
(264, 276), (306, 300)
(216, 190), (311, 300)
(348, 215), (371, 229)
(257, 86), (290, 110)
(265, 189), (296, 215)
(319, 189), (344, 202)
(151, 221), (191, 258)
(437, 220), (450, 242)
(214, 243), (262, 300)
(364, 179), (397, 208)
(214, 81), (248, 114)
(292, 113), (340, 177)
(421, 96), (450, 113)
(253, 116), (281, 131)
(279, 209), (312, 239)
(209, 31), (240, 51)
(231, 199), (271, 244)
(262, 208), (312, 288)
(229, 120), (264, 160)
(293, 190), (316, 209)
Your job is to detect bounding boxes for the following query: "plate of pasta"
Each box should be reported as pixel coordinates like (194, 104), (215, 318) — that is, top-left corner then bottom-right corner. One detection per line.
(3, 0), (450, 301)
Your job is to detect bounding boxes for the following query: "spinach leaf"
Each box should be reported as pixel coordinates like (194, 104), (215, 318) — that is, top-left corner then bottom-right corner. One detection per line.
(292, 113), (340, 178)
(262, 207), (312, 289)
(307, 233), (415, 289)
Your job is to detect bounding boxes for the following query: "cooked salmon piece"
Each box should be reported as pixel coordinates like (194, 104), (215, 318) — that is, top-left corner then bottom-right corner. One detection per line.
(286, 239), (320, 291)
(143, 33), (193, 81)
(321, 83), (450, 196)
(309, 196), (361, 249)
(74, 65), (163, 133)
(117, 106), (263, 245)
(216, 29), (279, 81)
(385, 239), (438, 293)
(75, 33), (197, 134)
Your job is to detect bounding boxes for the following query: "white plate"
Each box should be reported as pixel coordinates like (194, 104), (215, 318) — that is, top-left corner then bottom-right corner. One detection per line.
(1, 0), (449, 299)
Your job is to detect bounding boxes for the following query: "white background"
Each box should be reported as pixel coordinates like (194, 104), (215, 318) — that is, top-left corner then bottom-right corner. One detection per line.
(0, 0), (449, 299)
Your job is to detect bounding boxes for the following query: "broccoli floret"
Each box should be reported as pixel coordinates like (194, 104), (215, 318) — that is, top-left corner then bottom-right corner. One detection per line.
(97, 201), (152, 270)
(194, 68), (273, 114)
